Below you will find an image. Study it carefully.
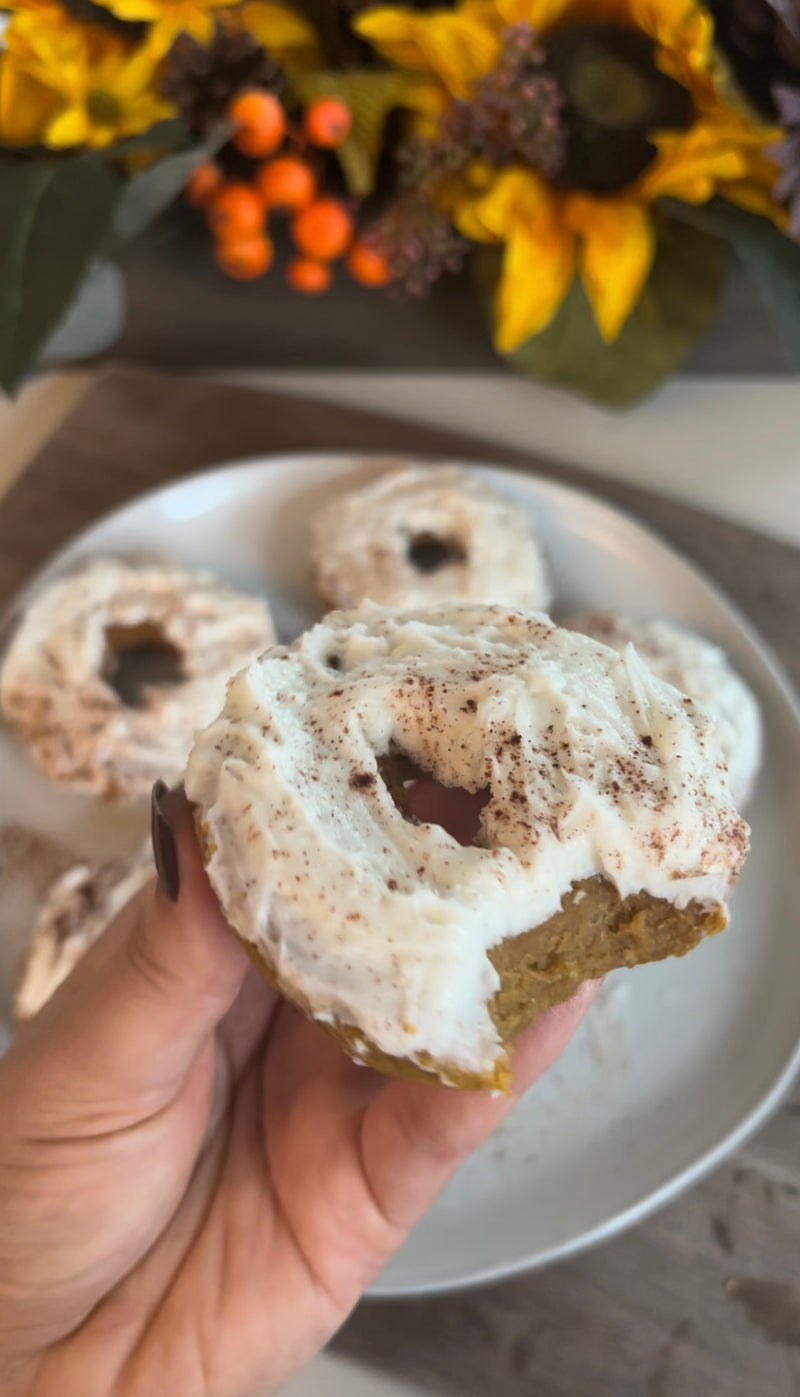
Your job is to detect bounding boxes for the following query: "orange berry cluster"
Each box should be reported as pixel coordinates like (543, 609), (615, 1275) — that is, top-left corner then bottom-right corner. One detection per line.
(184, 88), (393, 293)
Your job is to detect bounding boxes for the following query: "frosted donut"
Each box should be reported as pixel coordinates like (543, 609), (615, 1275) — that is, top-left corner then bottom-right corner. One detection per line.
(186, 604), (747, 1091)
(564, 613), (762, 807)
(0, 557), (275, 802)
(14, 846), (152, 1020)
(311, 465), (552, 612)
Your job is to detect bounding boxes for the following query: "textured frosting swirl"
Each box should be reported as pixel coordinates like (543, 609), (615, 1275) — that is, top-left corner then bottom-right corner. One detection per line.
(0, 557), (274, 801)
(311, 465), (551, 612)
(186, 605), (747, 1081)
(565, 612), (762, 806)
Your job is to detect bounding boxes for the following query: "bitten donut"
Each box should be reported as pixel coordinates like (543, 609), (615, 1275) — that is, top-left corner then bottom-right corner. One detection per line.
(186, 604), (747, 1091)
(14, 846), (153, 1020)
(564, 613), (762, 806)
(0, 557), (274, 801)
(310, 465), (552, 612)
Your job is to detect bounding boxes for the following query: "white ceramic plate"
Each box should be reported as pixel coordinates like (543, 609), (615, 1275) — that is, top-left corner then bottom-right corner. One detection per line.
(2, 452), (800, 1301)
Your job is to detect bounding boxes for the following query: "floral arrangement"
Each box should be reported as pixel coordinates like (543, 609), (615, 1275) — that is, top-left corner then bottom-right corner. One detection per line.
(1, 0), (800, 402)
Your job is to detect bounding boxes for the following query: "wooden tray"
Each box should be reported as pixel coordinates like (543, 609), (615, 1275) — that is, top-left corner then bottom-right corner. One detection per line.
(1, 366), (799, 1397)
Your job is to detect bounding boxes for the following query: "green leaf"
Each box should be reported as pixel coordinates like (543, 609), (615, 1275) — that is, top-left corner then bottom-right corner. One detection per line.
(103, 118), (190, 161)
(290, 69), (421, 197)
(40, 258), (125, 366)
(503, 217), (727, 407)
(0, 154), (120, 396)
(663, 196), (800, 365)
(114, 121), (231, 239)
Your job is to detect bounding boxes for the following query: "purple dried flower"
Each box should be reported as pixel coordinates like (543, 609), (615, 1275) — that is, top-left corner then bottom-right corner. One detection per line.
(365, 195), (469, 297)
(773, 82), (800, 236)
(397, 23), (566, 189)
(375, 23), (565, 295)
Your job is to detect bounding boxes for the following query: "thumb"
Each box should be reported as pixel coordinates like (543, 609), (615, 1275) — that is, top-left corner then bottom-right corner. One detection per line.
(8, 785), (249, 1120)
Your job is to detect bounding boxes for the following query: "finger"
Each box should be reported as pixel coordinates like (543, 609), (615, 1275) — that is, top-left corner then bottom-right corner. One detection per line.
(261, 983), (595, 1308)
(205, 967), (280, 1144)
(6, 786), (249, 1117)
(360, 981), (597, 1233)
(261, 1006), (395, 1296)
(218, 964), (279, 1080)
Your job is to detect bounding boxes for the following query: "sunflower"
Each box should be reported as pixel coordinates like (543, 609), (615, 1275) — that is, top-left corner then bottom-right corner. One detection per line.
(1, 2), (175, 148)
(355, 0), (784, 352)
(0, 1), (74, 145)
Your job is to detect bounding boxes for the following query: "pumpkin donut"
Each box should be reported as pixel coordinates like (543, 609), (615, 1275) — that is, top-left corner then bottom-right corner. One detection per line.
(0, 557), (274, 801)
(565, 612), (762, 806)
(14, 845), (153, 1020)
(186, 604), (747, 1090)
(311, 465), (552, 613)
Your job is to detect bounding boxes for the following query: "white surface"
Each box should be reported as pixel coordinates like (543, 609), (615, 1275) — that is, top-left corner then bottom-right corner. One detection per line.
(227, 371), (800, 548)
(2, 454), (800, 1303)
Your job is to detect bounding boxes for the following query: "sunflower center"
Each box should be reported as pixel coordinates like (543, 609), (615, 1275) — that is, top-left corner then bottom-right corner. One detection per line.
(87, 89), (122, 127)
(545, 23), (694, 195)
(568, 53), (652, 127)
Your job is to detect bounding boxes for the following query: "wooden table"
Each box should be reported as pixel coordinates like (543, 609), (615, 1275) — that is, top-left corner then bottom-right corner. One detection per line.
(1, 369), (799, 1397)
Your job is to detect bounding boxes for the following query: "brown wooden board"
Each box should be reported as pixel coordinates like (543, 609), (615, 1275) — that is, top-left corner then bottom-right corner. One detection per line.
(1, 365), (799, 1396)
(112, 212), (795, 375)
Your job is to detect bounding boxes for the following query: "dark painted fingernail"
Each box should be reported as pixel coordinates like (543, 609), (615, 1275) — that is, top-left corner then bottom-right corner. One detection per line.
(151, 780), (180, 902)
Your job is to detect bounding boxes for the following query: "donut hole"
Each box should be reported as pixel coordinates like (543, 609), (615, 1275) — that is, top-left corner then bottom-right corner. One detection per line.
(104, 623), (186, 707)
(406, 532), (467, 575)
(326, 653), (343, 671)
(378, 749), (489, 847)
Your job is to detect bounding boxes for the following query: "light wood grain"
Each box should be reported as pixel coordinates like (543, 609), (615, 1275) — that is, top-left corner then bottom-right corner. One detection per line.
(0, 372), (90, 501)
(1, 365), (799, 1397)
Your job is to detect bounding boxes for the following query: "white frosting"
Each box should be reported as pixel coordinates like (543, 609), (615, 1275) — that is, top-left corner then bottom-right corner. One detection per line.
(565, 613), (762, 806)
(311, 465), (552, 612)
(186, 604), (747, 1083)
(0, 557), (274, 801)
(14, 847), (153, 1019)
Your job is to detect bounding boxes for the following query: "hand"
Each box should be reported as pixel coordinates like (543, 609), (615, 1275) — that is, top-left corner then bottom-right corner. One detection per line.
(0, 786), (594, 1397)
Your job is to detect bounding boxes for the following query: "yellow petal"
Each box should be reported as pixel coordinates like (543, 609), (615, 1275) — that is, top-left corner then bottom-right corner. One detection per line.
(0, 54), (61, 145)
(45, 105), (90, 147)
(628, 0), (714, 91)
(352, 10), (432, 72)
(495, 222), (575, 352)
(639, 124), (754, 204)
(501, 0), (571, 25)
(354, 7), (498, 97)
(565, 194), (655, 342)
(238, 1), (321, 64)
(97, 0), (157, 17)
(149, 8), (215, 45)
(100, 0), (229, 18)
(455, 169), (575, 352)
(98, 37), (161, 101)
(119, 91), (177, 138)
(4, 10), (88, 102)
